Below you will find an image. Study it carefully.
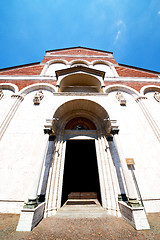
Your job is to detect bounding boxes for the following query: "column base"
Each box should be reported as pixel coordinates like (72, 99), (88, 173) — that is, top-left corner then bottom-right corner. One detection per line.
(118, 201), (150, 230)
(127, 198), (141, 208)
(23, 199), (38, 209)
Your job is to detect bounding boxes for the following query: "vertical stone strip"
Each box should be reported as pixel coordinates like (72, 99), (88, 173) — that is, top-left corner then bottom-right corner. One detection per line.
(44, 139), (58, 217)
(104, 136), (120, 214)
(136, 97), (160, 142)
(26, 134), (49, 207)
(0, 94), (24, 140)
(51, 135), (64, 211)
(46, 136), (61, 216)
(113, 134), (137, 203)
(56, 137), (66, 209)
(95, 134), (108, 208)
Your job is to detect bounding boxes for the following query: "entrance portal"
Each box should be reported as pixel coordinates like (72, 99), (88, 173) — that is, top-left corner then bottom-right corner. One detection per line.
(61, 140), (101, 206)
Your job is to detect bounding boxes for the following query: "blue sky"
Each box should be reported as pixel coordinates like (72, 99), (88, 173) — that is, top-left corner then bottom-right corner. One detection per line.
(0, 0), (160, 72)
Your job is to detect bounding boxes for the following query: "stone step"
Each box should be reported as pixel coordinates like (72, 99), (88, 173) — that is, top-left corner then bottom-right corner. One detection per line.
(55, 199), (107, 218)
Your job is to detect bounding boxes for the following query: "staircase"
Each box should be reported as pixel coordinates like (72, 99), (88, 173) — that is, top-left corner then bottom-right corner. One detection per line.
(56, 198), (107, 218)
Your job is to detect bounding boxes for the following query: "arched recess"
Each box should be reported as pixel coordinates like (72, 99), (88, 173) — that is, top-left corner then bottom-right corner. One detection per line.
(59, 73), (102, 92)
(140, 85), (160, 96)
(43, 98), (112, 214)
(19, 83), (56, 96)
(92, 60), (118, 77)
(44, 59), (68, 76)
(104, 84), (140, 98)
(0, 83), (19, 94)
(53, 99), (109, 131)
(70, 59), (90, 67)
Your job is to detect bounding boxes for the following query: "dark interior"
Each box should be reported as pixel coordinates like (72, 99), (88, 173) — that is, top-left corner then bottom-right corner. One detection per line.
(61, 140), (101, 206)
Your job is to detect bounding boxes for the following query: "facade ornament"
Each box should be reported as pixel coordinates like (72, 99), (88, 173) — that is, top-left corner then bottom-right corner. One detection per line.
(11, 94), (24, 101)
(33, 90), (44, 105)
(116, 91), (126, 106)
(0, 89), (4, 100)
(154, 91), (160, 102)
(135, 96), (147, 102)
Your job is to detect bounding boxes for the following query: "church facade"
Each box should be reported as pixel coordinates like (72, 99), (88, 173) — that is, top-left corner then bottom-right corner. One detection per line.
(0, 47), (160, 230)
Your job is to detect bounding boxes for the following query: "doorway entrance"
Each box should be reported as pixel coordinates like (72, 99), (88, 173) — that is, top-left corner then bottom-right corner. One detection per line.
(61, 140), (101, 206)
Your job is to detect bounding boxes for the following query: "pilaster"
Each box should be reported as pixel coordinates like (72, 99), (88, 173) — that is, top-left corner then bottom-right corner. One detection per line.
(136, 96), (160, 142)
(0, 94), (24, 140)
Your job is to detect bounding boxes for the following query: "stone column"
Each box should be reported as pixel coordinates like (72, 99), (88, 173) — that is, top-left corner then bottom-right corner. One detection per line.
(24, 134), (49, 208)
(0, 94), (24, 140)
(112, 131), (140, 207)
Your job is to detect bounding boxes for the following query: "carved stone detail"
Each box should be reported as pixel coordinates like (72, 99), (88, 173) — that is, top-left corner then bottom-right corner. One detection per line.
(11, 94), (24, 101)
(33, 90), (44, 105)
(116, 91), (126, 106)
(0, 90), (4, 100)
(154, 92), (160, 102)
(135, 96), (147, 102)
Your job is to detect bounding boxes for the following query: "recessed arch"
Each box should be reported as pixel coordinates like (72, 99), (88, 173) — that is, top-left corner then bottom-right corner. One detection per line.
(44, 60), (68, 76)
(46, 59), (68, 66)
(92, 60), (113, 67)
(104, 84), (140, 97)
(53, 99), (109, 130)
(0, 83), (19, 94)
(140, 85), (160, 95)
(92, 60), (118, 78)
(59, 73), (102, 92)
(19, 83), (56, 96)
(70, 59), (90, 67)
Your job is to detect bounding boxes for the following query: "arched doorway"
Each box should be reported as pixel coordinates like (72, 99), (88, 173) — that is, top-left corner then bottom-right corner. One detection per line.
(44, 99), (120, 217)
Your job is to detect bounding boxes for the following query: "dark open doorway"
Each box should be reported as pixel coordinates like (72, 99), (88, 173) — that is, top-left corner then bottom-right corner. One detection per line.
(61, 140), (101, 206)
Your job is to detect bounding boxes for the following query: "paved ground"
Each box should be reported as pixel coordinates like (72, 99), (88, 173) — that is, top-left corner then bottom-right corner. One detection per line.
(0, 212), (160, 240)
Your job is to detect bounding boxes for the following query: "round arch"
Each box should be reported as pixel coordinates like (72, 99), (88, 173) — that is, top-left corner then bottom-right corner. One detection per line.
(41, 59), (68, 76)
(70, 59), (90, 67)
(19, 83), (56, 96)
(140, 85), (160, 95)
(46, 59), (68, 66)
(92, 60), (113, 67)
(0, 83), (19, 94)
(59, 73), (102, 92)
(104, 84), (140, 97)
(53, 99), (109, 130)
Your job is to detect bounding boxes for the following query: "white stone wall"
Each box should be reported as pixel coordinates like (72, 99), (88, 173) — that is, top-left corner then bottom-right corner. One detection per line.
(0, 86), (160, 213)
(145, 91), (160, 129)
(0, 90), (54, 203)
(0, 89), (14, 127)
(106, 91), (160, 205)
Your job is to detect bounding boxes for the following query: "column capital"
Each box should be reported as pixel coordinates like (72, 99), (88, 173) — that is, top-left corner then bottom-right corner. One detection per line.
(135, 96), (147, 102)
(11, 94), (24, 101)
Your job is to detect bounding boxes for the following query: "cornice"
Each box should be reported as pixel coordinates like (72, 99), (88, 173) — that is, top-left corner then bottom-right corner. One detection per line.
(0, 75), (159, 83)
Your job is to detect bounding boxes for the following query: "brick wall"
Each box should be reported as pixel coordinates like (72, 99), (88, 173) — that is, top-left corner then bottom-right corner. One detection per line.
(115, 66), (159, 78)
(104, 81), (160, 92)
(0, 65), (44, 76)
(0, 80), (57, 91)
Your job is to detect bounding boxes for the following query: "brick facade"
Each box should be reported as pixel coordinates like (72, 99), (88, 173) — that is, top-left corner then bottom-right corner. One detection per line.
(0, 47), (160, 92)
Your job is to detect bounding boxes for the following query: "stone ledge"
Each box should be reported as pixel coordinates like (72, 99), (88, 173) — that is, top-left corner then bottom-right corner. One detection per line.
(118, 201), (150, 230)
